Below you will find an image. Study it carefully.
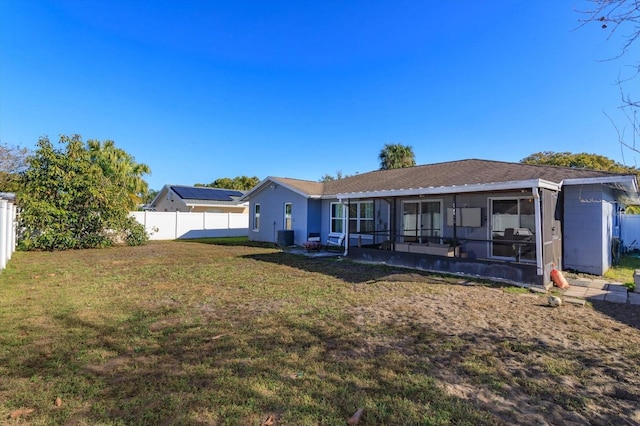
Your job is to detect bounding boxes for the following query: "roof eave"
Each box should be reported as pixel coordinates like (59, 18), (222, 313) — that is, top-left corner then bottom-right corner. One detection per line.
(335, 179), (560, 200)
(240, 177), (320, 201)
(563, 175), (640, 205)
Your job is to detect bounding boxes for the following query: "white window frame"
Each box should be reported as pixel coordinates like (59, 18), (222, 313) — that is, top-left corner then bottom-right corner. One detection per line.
(253, 203), (260, 231)
(284, 202), (292, 230)
(330, 202), (345, 234)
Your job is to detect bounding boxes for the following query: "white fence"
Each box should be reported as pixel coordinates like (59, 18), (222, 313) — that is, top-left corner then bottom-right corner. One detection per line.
(0, 200), (17, 272)
(131, 211), (249, 240)
(621, 214), (640, 251)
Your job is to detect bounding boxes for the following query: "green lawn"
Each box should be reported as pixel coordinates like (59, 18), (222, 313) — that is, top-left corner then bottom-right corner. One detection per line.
(1, 239), (638, 425)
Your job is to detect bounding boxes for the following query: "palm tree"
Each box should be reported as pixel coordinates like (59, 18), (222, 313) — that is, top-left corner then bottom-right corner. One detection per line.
(378, 143), (416, 170)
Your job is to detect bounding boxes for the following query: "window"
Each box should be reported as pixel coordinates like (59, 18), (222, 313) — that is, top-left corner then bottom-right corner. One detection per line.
(284, 203), (292, 230)
(402, 200), (441, 243)
(253, 204), (260, 231)
(330, 203), (344, 233)
(349, 201), (374, 233)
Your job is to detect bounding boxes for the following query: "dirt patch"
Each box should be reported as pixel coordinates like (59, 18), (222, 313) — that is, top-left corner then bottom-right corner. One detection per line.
(349, 281), (640, 425)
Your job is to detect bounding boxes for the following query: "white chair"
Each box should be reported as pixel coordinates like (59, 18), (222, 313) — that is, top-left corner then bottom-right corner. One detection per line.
(326, 233), (345, 251)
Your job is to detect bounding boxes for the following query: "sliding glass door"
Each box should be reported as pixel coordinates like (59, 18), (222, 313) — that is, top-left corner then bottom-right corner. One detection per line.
(402, 201), (441, 243)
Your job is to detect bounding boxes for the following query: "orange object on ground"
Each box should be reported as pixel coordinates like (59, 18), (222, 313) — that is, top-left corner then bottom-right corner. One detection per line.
(550, 265), (570, 289)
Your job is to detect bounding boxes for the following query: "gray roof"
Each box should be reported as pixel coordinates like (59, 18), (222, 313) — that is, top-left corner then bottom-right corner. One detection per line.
(268, 159), (631, 197)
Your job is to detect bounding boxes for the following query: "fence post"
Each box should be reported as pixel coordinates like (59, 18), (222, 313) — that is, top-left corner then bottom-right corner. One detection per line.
(0, 200), (7, 270)
(5, 202), (14, 261)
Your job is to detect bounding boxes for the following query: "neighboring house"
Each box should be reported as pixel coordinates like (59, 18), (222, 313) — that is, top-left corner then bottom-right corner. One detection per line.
(148, 185), (248, 213)
(240, 159), (640, 286)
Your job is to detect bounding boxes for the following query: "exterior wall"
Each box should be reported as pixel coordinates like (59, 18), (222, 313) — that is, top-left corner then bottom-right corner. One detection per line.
(154, 192), (189, 212)
(306, 199), (322, 235)
(247, 185), (310, 245)
(563, 184), (614, 275)
(350, 247), (539, 285)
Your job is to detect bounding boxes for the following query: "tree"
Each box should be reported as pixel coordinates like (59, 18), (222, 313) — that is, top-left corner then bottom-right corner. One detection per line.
(195, 175), (260, 190)
(0, 143), (29, 192)
(142, 188), (159, 205)
(319, 170), (350, 182)
(87, 139), (151, 209)
(520, 151), (640, 174)
(578, 1), (639, 154)
(378, 143), (416, 170)
(18, 135), (149, 250)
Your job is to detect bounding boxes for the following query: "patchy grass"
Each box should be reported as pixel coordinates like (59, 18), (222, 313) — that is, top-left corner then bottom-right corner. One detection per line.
(1, 240), (639, 424)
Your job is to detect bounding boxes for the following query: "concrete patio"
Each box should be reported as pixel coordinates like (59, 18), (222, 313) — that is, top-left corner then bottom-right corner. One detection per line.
(562, 277), (640, 305)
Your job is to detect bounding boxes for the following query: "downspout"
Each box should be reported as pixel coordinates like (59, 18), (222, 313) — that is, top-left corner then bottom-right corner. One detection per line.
(533, 188), (544, 277)
(452, 194), (457, 256)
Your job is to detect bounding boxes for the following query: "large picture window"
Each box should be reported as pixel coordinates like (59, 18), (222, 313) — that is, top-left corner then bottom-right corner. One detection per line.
(253, 204), (260, 231)
(330, 203), (344, 233)
(349, 201), (374, 233)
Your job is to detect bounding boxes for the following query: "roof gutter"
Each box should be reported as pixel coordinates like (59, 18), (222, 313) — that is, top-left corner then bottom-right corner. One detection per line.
(336, 178), (560, 201)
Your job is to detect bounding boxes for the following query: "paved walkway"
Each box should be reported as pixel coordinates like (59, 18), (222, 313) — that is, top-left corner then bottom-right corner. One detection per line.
(562, 277), (640, 305)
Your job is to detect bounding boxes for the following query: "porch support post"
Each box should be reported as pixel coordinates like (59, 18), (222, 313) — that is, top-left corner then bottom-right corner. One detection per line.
(533, 187), (544, 276)
(343, 199), (349, 256)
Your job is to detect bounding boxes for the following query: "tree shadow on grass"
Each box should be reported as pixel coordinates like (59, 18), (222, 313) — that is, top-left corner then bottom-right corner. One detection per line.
(589, 300), (640, 330)
(242, 251), (457, 285)
(4, 296), (640, 425)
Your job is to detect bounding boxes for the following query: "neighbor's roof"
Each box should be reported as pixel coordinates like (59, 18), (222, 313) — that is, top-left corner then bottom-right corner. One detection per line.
(149, 185), (247, 207)
(170, 185), (245, 202)
(242, 159), (638, 201)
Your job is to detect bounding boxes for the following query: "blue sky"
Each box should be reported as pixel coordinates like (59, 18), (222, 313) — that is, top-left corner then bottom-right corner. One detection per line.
(1, 0), (637, 191)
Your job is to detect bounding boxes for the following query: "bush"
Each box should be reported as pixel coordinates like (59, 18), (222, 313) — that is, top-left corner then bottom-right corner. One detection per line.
(123, 218), (149, 246)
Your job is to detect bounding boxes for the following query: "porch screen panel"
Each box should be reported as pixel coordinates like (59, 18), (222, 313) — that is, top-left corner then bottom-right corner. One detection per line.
(491, 198), (536, 261)
(349, 202), (374, 233)
(421, 201), (441, 240)
(360, 202), (374, 233)
(403, 202), (419, 242)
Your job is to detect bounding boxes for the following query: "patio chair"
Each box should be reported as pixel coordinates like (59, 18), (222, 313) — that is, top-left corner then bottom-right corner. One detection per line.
(303, 232), (322, 252)
(326, 233), (345, 251)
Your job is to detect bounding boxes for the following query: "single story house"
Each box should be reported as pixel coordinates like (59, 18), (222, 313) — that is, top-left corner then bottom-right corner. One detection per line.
(240, 159), (640, 287)
(148, 185), (248, 213)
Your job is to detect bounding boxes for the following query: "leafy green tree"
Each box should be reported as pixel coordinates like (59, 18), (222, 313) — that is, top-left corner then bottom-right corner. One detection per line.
(0, 143), (29, 192)
(195, 175), (260, 190)
(142, 188), (160, 205)
(520, 151), (639, 174)
(18, 135), (149, 250)
(87, 139), (151, 209)
(378, 143), (416, 170)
